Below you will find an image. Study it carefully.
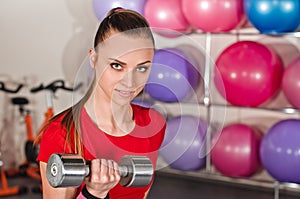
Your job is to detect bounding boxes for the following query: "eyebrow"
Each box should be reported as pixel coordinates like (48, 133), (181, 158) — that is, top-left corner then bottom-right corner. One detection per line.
(108, 58), (152, 66)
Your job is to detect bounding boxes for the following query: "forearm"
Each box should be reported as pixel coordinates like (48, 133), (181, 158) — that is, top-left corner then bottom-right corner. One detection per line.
(40, 162), (77, 199)
(143, 186), (151, 199)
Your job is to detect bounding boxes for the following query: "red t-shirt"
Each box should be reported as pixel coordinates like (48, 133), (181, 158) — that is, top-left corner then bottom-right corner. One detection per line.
(37, 104), (166, 199)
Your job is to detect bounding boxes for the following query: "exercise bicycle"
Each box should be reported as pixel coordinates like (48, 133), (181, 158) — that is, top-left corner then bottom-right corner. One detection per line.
(12, 79), (82, 192)
(30, 79), (83, 136)
(0, 81), (28, 197)
(2, 79), (82, 194)
(10, 96), (41, 181)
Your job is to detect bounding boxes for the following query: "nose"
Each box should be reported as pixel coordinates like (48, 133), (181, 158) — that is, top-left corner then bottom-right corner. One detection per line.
(121, 70), (134, 88)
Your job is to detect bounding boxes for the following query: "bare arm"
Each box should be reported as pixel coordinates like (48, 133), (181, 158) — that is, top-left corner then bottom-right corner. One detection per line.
(143, 178), (155, 199)
(40, 162), (77, 199)
(144, 188), (151, 199)
(41, 158), (120, 198)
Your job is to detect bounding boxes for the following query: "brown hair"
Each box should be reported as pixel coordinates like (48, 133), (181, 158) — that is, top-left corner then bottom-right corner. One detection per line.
(35, 8), (155, 156)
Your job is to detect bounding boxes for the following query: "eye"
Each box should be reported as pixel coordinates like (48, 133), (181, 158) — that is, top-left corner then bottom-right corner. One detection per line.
(110, 63), (123, 71)
(136, 65), (149, 73)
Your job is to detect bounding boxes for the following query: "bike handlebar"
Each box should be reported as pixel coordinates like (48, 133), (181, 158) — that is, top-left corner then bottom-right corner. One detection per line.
(0, 81), (23, 93)
(30, 79), (83, 94)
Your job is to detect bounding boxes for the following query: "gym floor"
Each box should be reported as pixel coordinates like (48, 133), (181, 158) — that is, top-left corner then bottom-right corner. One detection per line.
(2, 171), (300, 199)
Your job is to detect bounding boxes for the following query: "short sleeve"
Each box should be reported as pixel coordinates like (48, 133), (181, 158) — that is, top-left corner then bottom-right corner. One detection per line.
(36, 119), (74, 163)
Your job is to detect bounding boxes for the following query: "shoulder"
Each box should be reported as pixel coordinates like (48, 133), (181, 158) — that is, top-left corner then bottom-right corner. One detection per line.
(43, 113), (66, 136)
(37, 112), (73, 162)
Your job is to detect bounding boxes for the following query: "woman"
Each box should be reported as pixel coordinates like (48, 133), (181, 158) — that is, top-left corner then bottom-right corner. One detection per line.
(36, 8), (166, 199)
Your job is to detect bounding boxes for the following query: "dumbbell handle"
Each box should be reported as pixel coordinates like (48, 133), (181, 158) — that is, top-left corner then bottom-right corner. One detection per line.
(49, 161), (130, 179)
(47, 154), (153, 188)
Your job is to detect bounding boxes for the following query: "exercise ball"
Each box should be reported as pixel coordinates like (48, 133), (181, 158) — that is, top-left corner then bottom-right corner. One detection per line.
(145, 48), (200, 102)
(92, 0), (147, 22)
(144, 0), (190, 37)
(159, 115), (207, 171)
(244, 0), (300, 33)
(282, 56), (300, 109)
(182, 0), (246, 32)
(260, 119), (300, 183)
(211, 123), (262, 177)
(214, 41), (284, 107)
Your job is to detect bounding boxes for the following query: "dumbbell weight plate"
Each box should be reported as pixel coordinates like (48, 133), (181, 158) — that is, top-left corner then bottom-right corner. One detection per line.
(119, 156), (154, 187)
(46, 154), (88, 187)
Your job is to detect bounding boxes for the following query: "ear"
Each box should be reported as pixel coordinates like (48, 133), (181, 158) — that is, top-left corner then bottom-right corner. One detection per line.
(88, 48), (97, 68)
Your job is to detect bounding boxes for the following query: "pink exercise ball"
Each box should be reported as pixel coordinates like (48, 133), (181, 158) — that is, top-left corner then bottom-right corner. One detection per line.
(282, 56), (300, 109)
(144, 0), (190, 37)
(92, 0), (147, 22)
(182, 0), (246, 32)
(214, 41), (284, 107)
(211, 123), (262, 177)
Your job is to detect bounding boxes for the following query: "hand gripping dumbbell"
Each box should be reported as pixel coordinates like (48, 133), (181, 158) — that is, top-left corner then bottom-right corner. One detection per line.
(46, 154), (154, 188)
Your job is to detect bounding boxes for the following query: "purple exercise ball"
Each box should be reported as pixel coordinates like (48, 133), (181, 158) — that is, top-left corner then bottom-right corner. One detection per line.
(145, 48), (200, 102)
(159, 115), (207, 171)
(260, 119), (300, 183)
(92, 0), (147, 22)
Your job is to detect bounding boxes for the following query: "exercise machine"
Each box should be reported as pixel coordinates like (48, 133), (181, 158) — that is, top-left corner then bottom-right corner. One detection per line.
(0, 81), (28, 197)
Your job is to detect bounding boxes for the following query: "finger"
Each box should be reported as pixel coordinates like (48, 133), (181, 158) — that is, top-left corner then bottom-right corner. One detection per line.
(112, 161), (121, 181)
(112, 161), (119, 172)
(90, 159), (101, 181)
(100, 159), (108, 177)
(107, 160), (114, 175)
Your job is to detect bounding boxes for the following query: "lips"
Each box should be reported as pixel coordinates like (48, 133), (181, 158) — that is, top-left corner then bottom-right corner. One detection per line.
(116, 89), (135, 98)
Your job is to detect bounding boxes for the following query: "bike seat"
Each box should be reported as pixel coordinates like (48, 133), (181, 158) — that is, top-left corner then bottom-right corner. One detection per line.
(11, 97), (29, 105)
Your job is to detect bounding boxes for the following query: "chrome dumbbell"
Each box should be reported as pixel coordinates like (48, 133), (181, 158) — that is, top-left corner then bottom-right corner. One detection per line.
(46, 154), (153, 188)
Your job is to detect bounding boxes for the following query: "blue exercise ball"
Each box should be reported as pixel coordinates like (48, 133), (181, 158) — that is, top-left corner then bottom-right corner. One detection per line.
(244, 0), (300, 33)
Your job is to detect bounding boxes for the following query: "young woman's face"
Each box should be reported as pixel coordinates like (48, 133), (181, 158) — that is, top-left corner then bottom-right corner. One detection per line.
(90, 33), (154, 106)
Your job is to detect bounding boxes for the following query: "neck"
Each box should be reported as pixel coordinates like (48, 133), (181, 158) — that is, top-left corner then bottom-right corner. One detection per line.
(84, 95), (134, 136)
